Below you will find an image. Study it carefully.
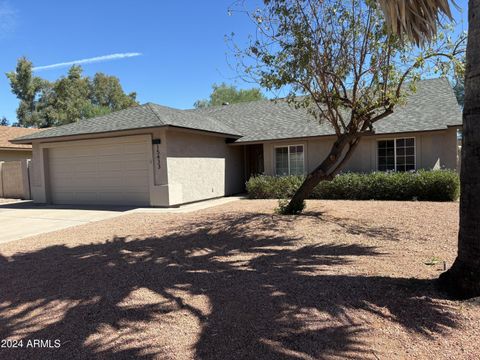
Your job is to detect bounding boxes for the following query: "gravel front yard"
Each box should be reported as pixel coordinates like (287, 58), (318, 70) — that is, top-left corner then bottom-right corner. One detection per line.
(0, 199), (478, 359)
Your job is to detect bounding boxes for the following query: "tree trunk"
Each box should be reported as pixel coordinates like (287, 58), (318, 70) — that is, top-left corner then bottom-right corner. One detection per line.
(438, 0), (480, 299)
(282, 136), (359, 214)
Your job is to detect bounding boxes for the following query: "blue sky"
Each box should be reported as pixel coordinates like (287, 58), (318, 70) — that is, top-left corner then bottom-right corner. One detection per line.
(0, 0), (469, 124)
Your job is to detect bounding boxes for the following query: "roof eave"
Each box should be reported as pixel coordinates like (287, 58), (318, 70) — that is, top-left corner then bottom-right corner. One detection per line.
(10, 124), (242, 144)
(0, 146), (33, 151)
(231, 126), (457, 144)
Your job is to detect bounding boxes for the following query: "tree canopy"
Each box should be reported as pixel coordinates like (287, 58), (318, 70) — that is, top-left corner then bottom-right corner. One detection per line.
(194, 83), (266, 108)
(6, 57), (138, 128)
(231, 0), (465, 214)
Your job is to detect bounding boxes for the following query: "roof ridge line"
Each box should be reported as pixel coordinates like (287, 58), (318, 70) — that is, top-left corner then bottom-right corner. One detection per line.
(145, 103), (166, 126)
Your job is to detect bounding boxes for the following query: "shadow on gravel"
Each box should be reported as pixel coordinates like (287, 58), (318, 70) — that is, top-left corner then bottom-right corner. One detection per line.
(302, 211), (403, 241)
(0, 211), (458, 359)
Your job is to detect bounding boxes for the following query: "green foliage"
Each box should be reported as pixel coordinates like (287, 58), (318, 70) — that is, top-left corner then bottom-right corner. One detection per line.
(194, 83), (266, 108)
(234, 0), (464, 129)
(276, 198), (306, 215)
(6, 57), (138, 128)
(0, 117), (8, 126)
(6, 57), (48, 127)
(453, 76), (465, 107)
(90, 73), (137, 111)
(246, 175), (304, 199)
(247, 170), (460, 202)
(231, 0), (464, 212)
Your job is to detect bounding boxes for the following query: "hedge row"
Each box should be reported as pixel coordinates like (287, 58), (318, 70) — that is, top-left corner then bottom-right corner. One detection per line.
(246, 170), (460, 202)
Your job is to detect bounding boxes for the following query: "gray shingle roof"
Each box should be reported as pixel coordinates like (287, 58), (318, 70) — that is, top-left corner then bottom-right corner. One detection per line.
(13, 103), (242, 142)
(14, 78), (461, 144)
(190, 78), (462, 143)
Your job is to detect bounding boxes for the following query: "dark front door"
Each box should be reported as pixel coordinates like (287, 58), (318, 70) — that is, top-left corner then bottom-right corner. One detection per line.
(246, 144), (264, 179)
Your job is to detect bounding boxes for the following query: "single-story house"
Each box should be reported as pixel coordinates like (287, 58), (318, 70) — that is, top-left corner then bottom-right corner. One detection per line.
(0, 126), (42, 162)
(12, 78), (462, 207)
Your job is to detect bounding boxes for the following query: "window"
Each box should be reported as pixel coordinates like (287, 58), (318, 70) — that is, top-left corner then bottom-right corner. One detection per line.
(275, 145), (304, 175)
(377, 138), (415, 171)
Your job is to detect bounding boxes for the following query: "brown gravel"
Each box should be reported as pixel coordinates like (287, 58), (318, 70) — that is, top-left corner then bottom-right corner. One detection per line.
(0, 199), (478, 359)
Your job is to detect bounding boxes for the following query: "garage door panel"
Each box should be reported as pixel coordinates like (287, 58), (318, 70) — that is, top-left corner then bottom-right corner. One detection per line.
(50, 148), (97, 159)
(48, 136), (151, 206)
(95, 160), (148, 172)
(99, 191), (149, 204)
(122, 143), (149, 154)
(114, 152), (150, 163)
(96, 152), (146, 162)
(52, 171), (150, 188)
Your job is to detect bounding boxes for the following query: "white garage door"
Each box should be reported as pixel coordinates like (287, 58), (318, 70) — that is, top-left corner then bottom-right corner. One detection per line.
(48, 135), (151, 206)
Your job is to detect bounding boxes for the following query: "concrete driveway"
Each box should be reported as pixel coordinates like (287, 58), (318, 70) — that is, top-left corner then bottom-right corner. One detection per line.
(0, 201), (132, 244)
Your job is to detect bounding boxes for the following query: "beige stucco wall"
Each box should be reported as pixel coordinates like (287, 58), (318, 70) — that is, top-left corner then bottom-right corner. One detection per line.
(28, 125), (457, 206)
(165, 130), (244, 205)
(261, 128), (460, 175)
(0, 149), (32, 162)
(29, 128), (244, 207)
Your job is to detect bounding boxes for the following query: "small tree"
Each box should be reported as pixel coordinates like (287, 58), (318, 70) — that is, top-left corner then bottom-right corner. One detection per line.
(0, 117), (8, 126)
(232, 0), (465, 214)
(194, 83), (266, 108)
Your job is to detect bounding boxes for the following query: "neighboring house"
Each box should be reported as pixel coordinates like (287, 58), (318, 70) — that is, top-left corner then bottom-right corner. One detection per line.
(0, 126), (42, 162)
(12, 78), (462, 207)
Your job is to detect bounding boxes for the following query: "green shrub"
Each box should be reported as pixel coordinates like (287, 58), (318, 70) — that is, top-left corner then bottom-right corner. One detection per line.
(246, 175), (304, 199)
(275, 198), (306, 215)
(246, 170), (460, 202)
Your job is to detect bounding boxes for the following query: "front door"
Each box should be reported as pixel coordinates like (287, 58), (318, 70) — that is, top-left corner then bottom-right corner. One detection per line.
(245, 144), (264, 179)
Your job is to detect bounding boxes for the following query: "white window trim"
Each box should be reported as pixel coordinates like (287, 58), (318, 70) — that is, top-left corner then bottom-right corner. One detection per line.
(274, 144), (305, 175)
(376, 137), (416, 171)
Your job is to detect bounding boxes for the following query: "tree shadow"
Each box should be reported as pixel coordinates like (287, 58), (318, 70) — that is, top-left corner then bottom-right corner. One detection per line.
(0, 212), (458, 359)
(303, 210), (402, 241)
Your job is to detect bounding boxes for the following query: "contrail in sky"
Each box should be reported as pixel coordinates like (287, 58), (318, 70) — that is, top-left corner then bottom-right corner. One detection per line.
(32, 52), (142, 71)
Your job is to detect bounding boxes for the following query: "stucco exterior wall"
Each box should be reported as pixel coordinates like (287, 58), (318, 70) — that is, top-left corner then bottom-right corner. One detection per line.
(0, 149), (32, 162)
(30, 143), (48, 203)
(165, 130), (244, 205)
(28, 128), (243, 207)
(261, 128), (460, 175)
(148, 128), (169, 206)
(27, 125), (458, 207)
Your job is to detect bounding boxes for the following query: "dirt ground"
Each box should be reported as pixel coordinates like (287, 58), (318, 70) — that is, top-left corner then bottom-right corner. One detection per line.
(0, 199), (478, 359)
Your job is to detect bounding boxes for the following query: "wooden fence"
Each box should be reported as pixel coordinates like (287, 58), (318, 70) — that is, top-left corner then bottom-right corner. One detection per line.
(0, 160), (31, 199)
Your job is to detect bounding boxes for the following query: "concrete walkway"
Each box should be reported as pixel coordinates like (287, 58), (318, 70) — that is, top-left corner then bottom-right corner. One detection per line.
(0, 202), (130, 244)
(0, 196), (245, 244)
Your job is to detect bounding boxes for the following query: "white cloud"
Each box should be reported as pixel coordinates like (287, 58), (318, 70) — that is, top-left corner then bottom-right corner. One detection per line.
(32, 52), (143, 71)
(0, 1), (17, 37)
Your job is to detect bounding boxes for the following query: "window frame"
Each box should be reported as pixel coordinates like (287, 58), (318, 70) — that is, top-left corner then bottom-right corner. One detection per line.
(274, 144), (305, 176)
(376, 137), (416, 172)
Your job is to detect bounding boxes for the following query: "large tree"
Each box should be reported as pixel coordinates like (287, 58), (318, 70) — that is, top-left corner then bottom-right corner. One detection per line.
(234, 0), (464, 214)
(379, 0), (480, 300)
(6, 58), (47, 127)
(6, 57), (138, 128)
(194, 83), (266, 108)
